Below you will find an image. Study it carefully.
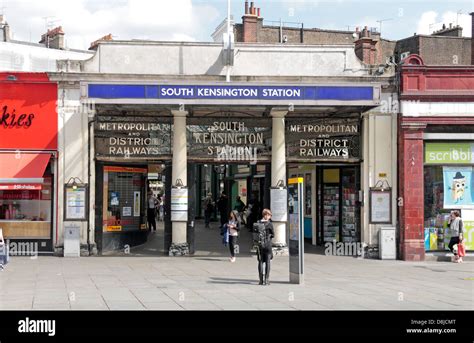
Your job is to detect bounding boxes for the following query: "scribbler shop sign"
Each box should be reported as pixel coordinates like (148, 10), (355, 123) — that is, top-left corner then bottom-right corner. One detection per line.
(425, 143), (474, 164)
(286, 118), (360, 161)
(0, 74), (57, 150)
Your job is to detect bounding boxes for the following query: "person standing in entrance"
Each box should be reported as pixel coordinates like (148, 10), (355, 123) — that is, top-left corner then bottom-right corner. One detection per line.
(147, 191), (158, 232)
(254, 209), (274, 285)
(203, 193), (214, 228)
(448, 210), (465, 263)
(226, 210), (240, 263)
(217, 191), (229, 228)
(234, 196), (246, 223)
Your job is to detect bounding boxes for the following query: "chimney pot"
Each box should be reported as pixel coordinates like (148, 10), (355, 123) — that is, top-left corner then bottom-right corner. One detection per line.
(245, 1), (249, 15)
(257, 8), (260, 17)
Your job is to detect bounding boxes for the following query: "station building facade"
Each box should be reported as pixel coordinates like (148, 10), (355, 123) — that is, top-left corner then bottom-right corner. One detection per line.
(47, 40), (397, 257)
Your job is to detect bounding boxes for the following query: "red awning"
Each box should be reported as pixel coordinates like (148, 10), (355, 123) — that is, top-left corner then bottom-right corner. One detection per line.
(0, 153), (51, 183)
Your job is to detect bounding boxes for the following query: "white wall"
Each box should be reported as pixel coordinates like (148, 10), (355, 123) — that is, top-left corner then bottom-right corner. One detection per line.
(57, 86), (91, 249)
(0, 41), (92, 72)
(361, 92), (398, 246)
(79, 42), (370, 77)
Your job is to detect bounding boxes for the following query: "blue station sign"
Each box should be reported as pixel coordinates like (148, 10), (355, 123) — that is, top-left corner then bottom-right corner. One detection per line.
(88, 84), (376, 102)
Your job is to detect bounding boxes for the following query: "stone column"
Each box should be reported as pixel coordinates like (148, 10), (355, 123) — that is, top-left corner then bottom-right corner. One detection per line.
(170, 110), (188, 256)
(270, 109), (288, 256)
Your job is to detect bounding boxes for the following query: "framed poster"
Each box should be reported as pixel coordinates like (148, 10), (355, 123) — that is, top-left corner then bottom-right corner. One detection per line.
(64, 184), (88, 221)
(443, 167), (474, 209)
(270, 188), (288, 222)
(171, 187), (188, 222)
(369, 188), (391, 224)
(123, 207), (132, 217)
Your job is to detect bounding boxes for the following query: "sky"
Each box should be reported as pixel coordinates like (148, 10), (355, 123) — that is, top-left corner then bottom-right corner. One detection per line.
(1, 0), (474, 50)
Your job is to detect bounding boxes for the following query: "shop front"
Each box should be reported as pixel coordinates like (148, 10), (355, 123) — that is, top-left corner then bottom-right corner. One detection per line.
(423, 142), (474, 252)
(399, 55), (474, 260)
(0, 73), (58, 253)
(93, 113), (172, 253)
(286, 116), (362, 246)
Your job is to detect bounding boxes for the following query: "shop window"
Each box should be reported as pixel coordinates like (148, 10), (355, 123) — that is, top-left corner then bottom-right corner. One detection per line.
(0, 179), (52, 239)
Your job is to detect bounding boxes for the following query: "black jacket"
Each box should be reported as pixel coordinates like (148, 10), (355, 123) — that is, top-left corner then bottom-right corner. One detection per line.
(257, 220), (274, 250)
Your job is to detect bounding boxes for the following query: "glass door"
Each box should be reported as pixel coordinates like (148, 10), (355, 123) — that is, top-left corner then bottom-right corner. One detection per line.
(321, 168), (340, 243)
(341, 168), (360, 243)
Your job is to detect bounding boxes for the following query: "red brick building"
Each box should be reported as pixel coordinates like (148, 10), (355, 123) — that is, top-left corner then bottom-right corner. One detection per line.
(399, 54), (474, 261)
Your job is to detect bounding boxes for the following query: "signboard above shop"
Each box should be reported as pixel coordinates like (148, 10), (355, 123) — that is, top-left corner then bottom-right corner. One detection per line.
(0, 74), (58, 150)
(187, 117), (272, 163)
(286, 117), (361, 162)
(425, 142), (474, 164)
(87, 84), (379, 105)
(94, 116), (172, 160)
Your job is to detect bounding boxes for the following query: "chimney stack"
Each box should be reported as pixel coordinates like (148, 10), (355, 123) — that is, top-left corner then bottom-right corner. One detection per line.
(242, 1), (263, 42)
(39, 26), (65, 50)
(89, 34), (113, 51)
(355, 25), (378, 65)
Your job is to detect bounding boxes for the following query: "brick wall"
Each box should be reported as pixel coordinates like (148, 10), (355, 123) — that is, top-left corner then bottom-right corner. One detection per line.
(237, 25), (360, 45)
(420, 36), (471, 65)
(398, 123), (425, 261)
(396, 35), (471, 65)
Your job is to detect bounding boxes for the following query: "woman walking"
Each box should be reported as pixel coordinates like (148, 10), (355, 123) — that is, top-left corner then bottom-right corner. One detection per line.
(448, 210), (465, 263)
(225, 210), (240, 263)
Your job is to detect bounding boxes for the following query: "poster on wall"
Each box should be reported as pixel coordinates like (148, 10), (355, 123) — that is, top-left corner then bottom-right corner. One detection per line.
(369, 189), (391, 224)
(111, 192), (119, 206)
(462, 209), (474, 251)
(270, 188), (288, 222)
(443, 167), (474, 209)
(64, 185), (88, 221)
(122, 207), (132, 217)
(171, 188), (188, 221)
(133, 192), (140, 217)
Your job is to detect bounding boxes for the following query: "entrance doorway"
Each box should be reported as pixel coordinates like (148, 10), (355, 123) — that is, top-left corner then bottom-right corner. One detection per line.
(95, 163), (168, 256)
(190, 163), (270, 257)
(316, 166), (361, 245)
(289, 164), (361, 248)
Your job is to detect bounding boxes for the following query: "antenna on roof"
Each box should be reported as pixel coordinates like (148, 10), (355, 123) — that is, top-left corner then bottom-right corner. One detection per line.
(376, 18), (393, 35)
(41, 16), (59, 48)
(456, 10), (462, 26)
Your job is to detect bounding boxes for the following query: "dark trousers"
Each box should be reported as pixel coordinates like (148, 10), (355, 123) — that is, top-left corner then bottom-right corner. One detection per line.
(229, 236), (238, 257)
(204, 211), (211, 227)
(448, 237), (460, 256)
(147, 209), (156, 231)
(219, 212), (227, 226)
(257, 246), (272, 281)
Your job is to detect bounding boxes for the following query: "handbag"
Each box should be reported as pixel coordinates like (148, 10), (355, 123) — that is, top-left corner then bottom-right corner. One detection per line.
(458, 240), (466, 257)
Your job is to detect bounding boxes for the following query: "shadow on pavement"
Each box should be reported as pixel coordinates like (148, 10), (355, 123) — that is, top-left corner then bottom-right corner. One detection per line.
(208, 277), (288, 285)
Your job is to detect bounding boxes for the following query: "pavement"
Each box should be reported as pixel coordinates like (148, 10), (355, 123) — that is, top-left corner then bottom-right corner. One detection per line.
(1, 221), (473, 311)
